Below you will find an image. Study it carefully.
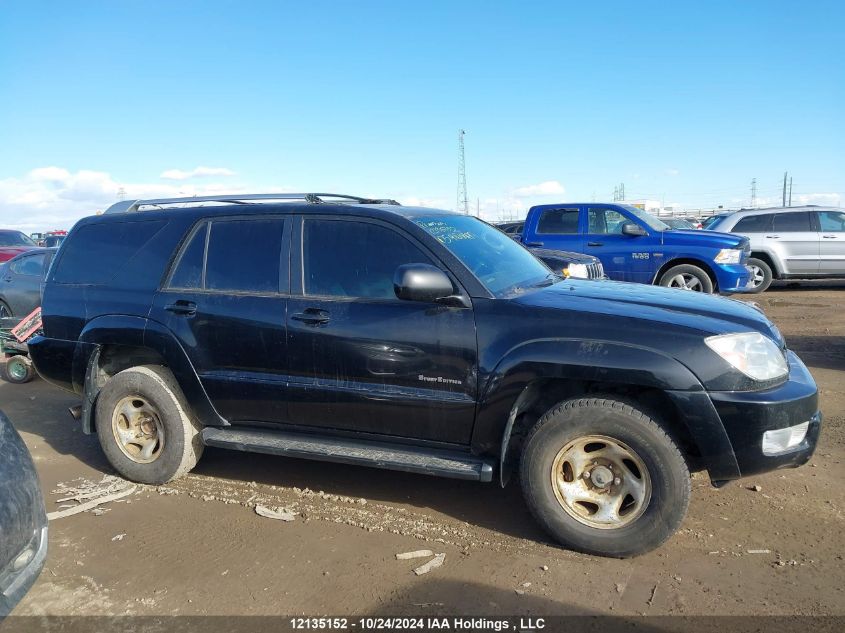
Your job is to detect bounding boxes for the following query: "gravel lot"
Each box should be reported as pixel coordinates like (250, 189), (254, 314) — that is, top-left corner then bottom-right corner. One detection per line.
(4, 281), (844, 618)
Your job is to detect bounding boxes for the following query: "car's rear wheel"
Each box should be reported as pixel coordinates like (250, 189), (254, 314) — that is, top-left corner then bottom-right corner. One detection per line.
(95, 365), (203, 484)
(746, 257), (773, 293)
(0, 301), (12, 319)
(520, 398), (691, 558)
(658, 264), (714, 293)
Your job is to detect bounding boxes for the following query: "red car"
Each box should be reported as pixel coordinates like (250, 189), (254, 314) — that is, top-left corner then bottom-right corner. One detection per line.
(0, 230), (38, 263)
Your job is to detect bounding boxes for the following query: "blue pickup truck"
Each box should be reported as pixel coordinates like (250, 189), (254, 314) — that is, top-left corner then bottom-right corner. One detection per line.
(519, 203), (752, 293)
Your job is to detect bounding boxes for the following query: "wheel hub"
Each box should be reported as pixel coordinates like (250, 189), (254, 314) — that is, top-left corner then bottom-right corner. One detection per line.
(111, 396), (165, 464)
(550, 435), (652, 530)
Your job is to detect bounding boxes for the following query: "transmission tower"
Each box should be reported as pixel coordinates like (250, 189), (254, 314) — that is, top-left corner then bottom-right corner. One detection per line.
(117, 187), (126, 201)
(750, 178), (757, 208)
(457, 129), (469, 214)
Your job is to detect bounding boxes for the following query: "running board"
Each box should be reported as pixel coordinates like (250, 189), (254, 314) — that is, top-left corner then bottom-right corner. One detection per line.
(201, 427), (494, 482)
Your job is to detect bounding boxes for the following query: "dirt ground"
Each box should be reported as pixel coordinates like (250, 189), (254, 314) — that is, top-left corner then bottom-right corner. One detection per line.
(3, 280), (844, 619)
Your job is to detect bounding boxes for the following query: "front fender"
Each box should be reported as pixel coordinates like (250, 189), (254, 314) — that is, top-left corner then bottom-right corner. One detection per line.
(470, 338), (739, 484)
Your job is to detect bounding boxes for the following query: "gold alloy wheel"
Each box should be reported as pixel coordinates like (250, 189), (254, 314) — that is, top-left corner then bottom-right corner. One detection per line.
(550, 434), (651, 529)
(111, 395), (165, 464)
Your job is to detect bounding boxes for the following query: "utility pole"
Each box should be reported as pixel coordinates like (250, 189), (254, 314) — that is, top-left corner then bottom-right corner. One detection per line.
(620, 182), (625, 201)
(750, 178), (757, 208)
(782, 171), (788, 207)
(457, 129), (469, 215)
(476, 197), (480, 217)
(788, 177), (793, 207)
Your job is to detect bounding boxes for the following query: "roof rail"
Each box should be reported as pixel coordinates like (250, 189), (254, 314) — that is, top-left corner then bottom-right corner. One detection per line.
(103, 193), (401, 214)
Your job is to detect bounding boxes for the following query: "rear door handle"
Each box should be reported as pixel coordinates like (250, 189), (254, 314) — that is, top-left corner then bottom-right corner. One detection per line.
(291, 308), (330, 325)
(524, 241), (544, 247)
(165, 300), (197, 316)
(587, 241), (604, 247)
(822, 235), (838, 239)
(765, 235), (780, 239)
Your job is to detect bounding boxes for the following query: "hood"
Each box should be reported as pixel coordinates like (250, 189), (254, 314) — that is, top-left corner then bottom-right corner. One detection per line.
(529, 247), (599, 265)
(0, 246), (36, 262)
(659, 229), (747, 249)
(514, 278), (782, 343)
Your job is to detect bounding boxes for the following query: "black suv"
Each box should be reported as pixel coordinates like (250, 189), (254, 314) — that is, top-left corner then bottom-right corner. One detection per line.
(30, 193), (821, 557)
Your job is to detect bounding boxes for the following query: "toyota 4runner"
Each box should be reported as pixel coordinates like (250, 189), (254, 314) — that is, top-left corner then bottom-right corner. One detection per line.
(29, 193), (822, 557)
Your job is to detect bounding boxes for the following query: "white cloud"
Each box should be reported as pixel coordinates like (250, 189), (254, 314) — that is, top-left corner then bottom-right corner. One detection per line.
(160, 166), (236, 180)
(0, 166), (258, 232)
(665, 168), (680, 177)
(512, 180), (565, 198)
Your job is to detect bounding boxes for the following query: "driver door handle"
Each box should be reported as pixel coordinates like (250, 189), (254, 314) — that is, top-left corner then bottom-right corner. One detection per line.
(291, 308), (330, 325)
(587, 241), (603, 247)
(765, 235), (780, 239)
(165, 300), (197, 316)
(822, 235), (837, 239)
(524, 241), (543, 247)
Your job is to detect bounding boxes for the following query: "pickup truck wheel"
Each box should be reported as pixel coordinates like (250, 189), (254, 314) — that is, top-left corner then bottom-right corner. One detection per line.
(745, 258), (773, 293)
(658, 264), (714, 293)
(520, 398), (691, 558)
(95, 365), (203, 485)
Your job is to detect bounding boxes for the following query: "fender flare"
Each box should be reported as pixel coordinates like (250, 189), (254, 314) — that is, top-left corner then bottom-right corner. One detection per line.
(470, 338), (739, 485)
(74, 314), (226, 434)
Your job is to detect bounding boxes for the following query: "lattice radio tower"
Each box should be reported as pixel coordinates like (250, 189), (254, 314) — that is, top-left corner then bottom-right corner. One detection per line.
(457, 129), (469, 214)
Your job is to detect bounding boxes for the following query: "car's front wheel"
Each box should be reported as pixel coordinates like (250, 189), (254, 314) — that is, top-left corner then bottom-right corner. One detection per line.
(658, 264), (714, 293)
(520, 398), (691, 558)
(95, 365), (203, 485)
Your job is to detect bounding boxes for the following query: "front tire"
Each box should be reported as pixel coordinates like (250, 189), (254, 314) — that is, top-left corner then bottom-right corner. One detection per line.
(520, 398), (691, 558)
(658, 264), (714, 293)
(95, 365), (203, 485)
(745, 257), (773, 293)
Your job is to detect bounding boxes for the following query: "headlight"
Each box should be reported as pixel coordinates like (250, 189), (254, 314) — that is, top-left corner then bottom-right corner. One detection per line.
(565, 263), (589, 279)
(714, 248), (742, 264)
(704, 332), (788, 381)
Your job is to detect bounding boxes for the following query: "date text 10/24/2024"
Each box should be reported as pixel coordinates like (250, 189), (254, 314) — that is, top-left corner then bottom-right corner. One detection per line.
(290, 617), (546, 631)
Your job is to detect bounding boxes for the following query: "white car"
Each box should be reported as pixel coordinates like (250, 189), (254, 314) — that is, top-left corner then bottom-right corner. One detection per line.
(707, 206), (845, 292)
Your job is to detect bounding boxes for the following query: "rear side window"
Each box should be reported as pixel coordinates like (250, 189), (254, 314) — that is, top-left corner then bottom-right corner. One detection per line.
(167, 218), (288, 294)
(818, 211), (845, 232)
(537, 208), (579, 234)
(10, 253), (46, 276)
(206, 219), (285, 293)
(734, 214), (773, 233)
(52, 221), (166, 284)
(772, 212), (813, 232)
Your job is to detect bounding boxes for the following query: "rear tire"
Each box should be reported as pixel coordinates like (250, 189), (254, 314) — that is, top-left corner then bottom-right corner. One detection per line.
(658, 264), (714, 293)
(520, 398), (691, 558)
(95, 365), (203, 485)
(0, 300), (12, 319)
(746, 257), (773, 293)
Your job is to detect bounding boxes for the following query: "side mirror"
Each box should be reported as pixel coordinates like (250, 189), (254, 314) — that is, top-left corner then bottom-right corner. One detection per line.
(621, 222), (648, 237)
(394, 263), (454, 303)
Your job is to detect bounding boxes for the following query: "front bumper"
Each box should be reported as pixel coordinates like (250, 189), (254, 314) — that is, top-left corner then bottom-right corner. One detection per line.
(713, 262), (754, 294)
(0, 526), (48, 618)
(709, 350), (821, 478)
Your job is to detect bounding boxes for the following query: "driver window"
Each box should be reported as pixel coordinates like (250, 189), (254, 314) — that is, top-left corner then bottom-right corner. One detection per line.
(304, 220), (435, 299)
(588, 208), (628, 235)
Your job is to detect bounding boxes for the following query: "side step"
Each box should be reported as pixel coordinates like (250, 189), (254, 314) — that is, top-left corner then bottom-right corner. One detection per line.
(201, 427), (494, 482)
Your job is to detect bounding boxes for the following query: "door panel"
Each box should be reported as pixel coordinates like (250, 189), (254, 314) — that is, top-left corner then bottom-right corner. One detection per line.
(149, 217), (291, 424)
(769, 212), (818, 274)
(286, 217), (478, 444)
(583, 207), (653, 283)
(526, 206), (581, 251)
(817, 210), (845, 274)
(3, 253), (47, 316)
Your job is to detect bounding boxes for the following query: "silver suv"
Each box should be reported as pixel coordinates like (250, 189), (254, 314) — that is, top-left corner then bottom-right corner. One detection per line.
(708, 206), (845, 292)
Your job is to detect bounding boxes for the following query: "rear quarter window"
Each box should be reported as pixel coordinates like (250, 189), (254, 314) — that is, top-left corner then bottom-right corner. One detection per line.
(51, 220), (167, 284)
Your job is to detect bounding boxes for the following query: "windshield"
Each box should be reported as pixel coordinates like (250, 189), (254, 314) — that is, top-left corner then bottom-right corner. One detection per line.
(619, 205), (670, 231)
(0, 231), (36, 247)
(414, 215), (552, 297)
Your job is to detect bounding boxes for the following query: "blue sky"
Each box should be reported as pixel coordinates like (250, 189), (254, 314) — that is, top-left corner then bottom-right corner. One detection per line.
(1, 0), (843, 230)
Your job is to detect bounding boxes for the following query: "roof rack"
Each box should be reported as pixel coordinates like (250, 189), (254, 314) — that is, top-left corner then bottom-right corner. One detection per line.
(103, 193), (401, 214)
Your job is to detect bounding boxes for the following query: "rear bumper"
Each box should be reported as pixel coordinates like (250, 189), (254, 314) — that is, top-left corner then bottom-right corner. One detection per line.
(713, 263), (753, 294)
(709, 351), (820, 479)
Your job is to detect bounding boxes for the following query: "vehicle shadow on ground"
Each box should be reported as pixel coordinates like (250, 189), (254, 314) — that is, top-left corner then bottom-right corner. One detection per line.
(783, 336), (845, 372)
